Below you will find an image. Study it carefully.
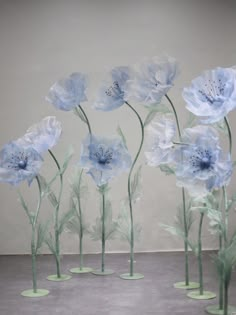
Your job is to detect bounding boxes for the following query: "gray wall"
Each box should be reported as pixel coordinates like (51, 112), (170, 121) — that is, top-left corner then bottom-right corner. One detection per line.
(0, 0), (236, 254)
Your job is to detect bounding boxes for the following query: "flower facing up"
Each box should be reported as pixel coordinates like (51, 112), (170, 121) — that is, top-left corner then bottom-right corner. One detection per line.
(93, 66), (130, 111)
(46, 73), (88, 111)
(145, 116), (176, 166)
(182, 67), (236, 123)
(80, 134), (132, 186)
(174, 126), (232, 197)
(126, 55), (178, 107)
(17, 116), (62, 154)
(0, 142), (43, 186)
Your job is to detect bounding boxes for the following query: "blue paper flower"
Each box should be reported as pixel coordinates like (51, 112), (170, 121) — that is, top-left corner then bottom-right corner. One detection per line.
(174, 126), (232, 197)
(80, 134), (132, 186)
(93, 66), (130, 111)
(17, 116), (62, 154)
(0, 142), (43, 186)
(145, 116), (176, 166)
(182, 67), (236, 123)
(46, 73), (88, 111)
(126, 55), (178, 107)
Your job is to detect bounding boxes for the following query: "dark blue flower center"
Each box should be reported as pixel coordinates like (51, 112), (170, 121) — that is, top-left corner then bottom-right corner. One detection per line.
(190, 148), (214, 173)
(18, 160), (27, 169)
(8, 151), (28, 170)
(105, 81), (123, 99)
(94, 145), (113, 165)
(198, 78), (226, 104)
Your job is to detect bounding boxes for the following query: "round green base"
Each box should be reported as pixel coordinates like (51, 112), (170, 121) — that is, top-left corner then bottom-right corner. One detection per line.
(187, 290), (216, 300)
(92, 269), (114, 276)
(206, 304), (236, 315)
(47, 274), (72, 281)
(70, 267), (93, 274)
(119, 273), (144, 280)
(21, 289), (49, 297)
(174, 281), (200, 290)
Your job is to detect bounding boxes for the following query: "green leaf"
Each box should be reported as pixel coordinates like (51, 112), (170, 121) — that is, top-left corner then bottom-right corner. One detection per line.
(90, 198), (117, 241)
(35, 220), (51, 254)
(213, 119), (228, 135)
(130, 165), (142, 203)
(60, 145), (74, 175)
(58, 208), (76, 235)
(37, 174), (58, 208)
(116, 203), (142, 244)
(45, 233), (56, 255)
(160, 224), (185, 238)
(117, 125), (128, 148)
(184, 113), (196, 128)
(159, 165), (175, 175)
(73, 106), (87, 123)
(17, 191), (34, 224)
(143, 110), (158, 127)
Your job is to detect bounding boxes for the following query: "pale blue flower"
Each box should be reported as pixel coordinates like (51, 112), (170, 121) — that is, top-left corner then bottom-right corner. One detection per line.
(17, 116), (62, 154)
(174, 126), (232, 197)
(46, 73), (88, 111)
(80, 134), (132, 186)
(125, 55), (178, 107)
(93, 66), (130, 111)
(0, 142), (43, 186)
(182, 67), (236, 123)
(145, 116), (176, 166)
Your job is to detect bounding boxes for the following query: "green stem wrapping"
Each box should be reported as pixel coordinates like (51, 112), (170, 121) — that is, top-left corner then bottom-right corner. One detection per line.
(198, 212), (204, 295)
(48, 149), (63, 278)
(77, 169), (84, 270)
(219, 235), (224, 310)
(79, 104), (92, 135)
(224, 282), (229, 315)
(125, 101), (144, 277)
(165, 94), (190, 285)
(30, 176), (42, 293)
(101, 189), (106, 273)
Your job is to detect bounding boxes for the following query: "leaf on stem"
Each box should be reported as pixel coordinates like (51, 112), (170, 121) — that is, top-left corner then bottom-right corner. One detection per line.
(58, 207), (76, 235)
(73, 106), (87, 123)
(130, 165), (142, 203)
(116, 125), (128, 148)
(159, 164), (175, 175)
(37, 174), (58, 208)
(35, 220), (51, 254)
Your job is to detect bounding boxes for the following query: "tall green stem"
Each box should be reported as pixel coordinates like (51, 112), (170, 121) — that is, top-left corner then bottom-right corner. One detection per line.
(48, 149), (63, 278)
(165, 94), (189, 285)
(125, 101), (144, 277)
(78, 104), (92, 135)
(224, 117), (232, 155)
(31, 176), (42, 293)
(77, 169), (84, 270)
(224, 282), (229, 315)
(198, 212), (204, 295)
(219, 234), (224, 310)
(101, 189), (106, 272)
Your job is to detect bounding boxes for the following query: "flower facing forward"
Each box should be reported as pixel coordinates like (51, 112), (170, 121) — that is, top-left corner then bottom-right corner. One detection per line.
(145, 116), (176, 166)
(46, 73), (88, 111)
(93, 66), (130, 111)
(182, 67), (236, 123)
(0, 142), (43, 186)
(126, 55), (178, 107)
(80, 135), (132, 186)
(17, 116), (62, 154)
(174, 126), (232, 197)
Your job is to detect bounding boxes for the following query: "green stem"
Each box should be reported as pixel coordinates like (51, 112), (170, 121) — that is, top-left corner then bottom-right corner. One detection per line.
(31, 228), (37, 293)
(165, 94), (190, 286)
(48, 150), (63, 278)
(125, 101), (144, 277)
(224, 117), (232, 155)
(198, 212), (204, 295)
(101, 189), (106, 273)
(224, 282), (229, 315)
(219, 235), (224, 310)
(77, 169), (84, 270)
(78, 105), (92, 135)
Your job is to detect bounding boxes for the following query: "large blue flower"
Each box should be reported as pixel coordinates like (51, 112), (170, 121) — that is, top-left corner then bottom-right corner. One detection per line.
(0, 142), (43, 186)
(93, 66), (130, 111)
(174, 126), (232, 197)
(182, 67), (236, 123)
(17, 116), (62, 154)
(125, 55), (178, 107)
(46, 73), (88, 111)
(145, 116), (176, 166)
(80, 134), (132, 186)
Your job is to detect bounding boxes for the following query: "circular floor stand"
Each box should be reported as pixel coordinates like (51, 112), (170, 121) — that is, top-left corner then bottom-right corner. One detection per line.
(174, 281), (200, 290)
(47, 274), (72, 281)
(92, 269), (114, 276)
(70, 267), (93, 274)
(120, 273), (144, 280)
(206, 304), (236, 315)
(21, 289), (49, 298)
(187, 290), (216, 300)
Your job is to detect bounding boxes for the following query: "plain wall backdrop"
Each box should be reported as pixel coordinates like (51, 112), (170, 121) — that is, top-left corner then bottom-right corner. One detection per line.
(0, 0), (236, 254)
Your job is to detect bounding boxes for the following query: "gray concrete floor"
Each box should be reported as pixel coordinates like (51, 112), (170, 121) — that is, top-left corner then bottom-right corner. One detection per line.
(0, 252), (235, 315)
